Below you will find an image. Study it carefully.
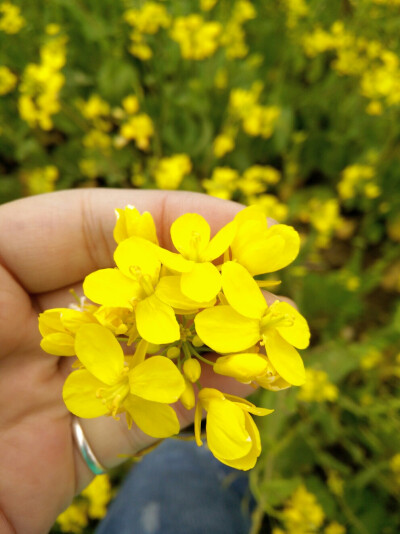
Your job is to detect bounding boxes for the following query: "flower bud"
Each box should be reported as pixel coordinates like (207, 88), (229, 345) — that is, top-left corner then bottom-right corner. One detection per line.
(192, 335), (204, 348)
(167, 346), (180, 359)
(183, 358), (201, 383)
(180, 379), (195, 410)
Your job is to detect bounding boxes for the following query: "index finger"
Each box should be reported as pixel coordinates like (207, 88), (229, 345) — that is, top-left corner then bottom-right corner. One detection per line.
(0, 189), (247, 294)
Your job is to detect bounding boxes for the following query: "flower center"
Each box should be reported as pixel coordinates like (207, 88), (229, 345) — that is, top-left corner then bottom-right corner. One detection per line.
(96, 369), (130, 420)
(129, 266), (155, 297)
(260, 309), (295, 333)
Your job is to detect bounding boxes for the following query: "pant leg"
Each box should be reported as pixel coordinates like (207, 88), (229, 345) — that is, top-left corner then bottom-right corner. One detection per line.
(96, 439), (255, 534)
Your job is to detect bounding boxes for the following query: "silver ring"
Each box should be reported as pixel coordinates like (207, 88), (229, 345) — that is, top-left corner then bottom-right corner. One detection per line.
(72, 418), (107, 475)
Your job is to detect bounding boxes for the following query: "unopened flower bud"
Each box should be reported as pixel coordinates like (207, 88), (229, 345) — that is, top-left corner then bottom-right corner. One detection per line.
(183, 358), (201, 383)
(180, 379), (195, 410)
(192, 335), (204, 348)
(167, 346), (180, 359)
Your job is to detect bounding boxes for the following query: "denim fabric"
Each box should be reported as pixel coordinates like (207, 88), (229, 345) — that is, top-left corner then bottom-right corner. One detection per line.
(96, 439), (255, 534)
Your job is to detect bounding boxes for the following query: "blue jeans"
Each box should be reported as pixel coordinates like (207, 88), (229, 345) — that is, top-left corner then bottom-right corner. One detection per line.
(96, 439), (255, 534)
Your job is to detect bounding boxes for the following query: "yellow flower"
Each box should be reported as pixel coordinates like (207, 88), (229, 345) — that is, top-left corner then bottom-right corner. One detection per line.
(113, 205), (159, 245)
(0, 65), (17, 95)
(194, 388), (273, 470)
(231, 206), (300, 276)
(281, 485), (325, 533)
(39, 306), (98, 356)
(298, 369), (338, 402)
(154, 212), (236, 302)
(81, 474), (111, 519)
(153, 154), (192, 190)
(122, 94), (140, 115)
(63, 325), (184, 438)
(0, 2), (25, 34)
(170, 15), (222, 60)
(195, 261), (309, 385)
(213, 134), (235, 158)
(120, 114), (154, 150)
(83, 236), (210, 343)
(325, 522), (346, 534)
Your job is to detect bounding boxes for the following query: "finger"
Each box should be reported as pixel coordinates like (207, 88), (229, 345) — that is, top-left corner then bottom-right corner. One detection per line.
(0, 189), (246, 294)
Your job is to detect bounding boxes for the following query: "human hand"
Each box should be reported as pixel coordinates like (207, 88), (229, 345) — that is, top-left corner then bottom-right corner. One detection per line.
(0, 188), (286, 534)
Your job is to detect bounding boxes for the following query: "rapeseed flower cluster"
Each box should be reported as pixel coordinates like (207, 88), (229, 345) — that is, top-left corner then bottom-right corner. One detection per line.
(39, 205), (309, 470)
(56, 475), (111, 532)
(170, 15), (222, 60)
(338, 164), (380, 200)
(21, 165), (59, 196)
(298, 369), (338, 403)
(124, 3), (171, 60)
(0, 65), (17, 95)
(19, 34), (67, 130)
(153, 154), (192, 190)
(302, 21), (400, 110)
(0, 1), (24, 34)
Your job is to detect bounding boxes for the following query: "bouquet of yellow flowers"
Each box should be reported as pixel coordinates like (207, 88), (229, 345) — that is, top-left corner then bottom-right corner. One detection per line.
(39, 205), (310, 471)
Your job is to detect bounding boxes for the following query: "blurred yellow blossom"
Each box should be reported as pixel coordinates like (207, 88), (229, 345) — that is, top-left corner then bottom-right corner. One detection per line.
(171, 15), (222, 60)
(202, 167), (240, 199)
(282, 0), (310, 29)
(122, 94), (140, 115)
(327, 471), (345, 497)
(124, 3), (171, 34)
(213, 133), (235, 158)
(56, 475), (112, 532)
(247, 195), (288, 222)
(56, 502), (88, 533)
(280, 485), (325, 534)
(0, 1), (25, 34)
(201, 0), (218, 10)
(298, 369), (338, 402)
(153, 154), (192, 189)
(78, 94), (110, 121)
(0, 65), (17, 95)
(120, 113), (154, 150)
(81, 475), (112, 519)
(325, 523), (346, 534)
(361, 348), (383, 370)
(19, 36), (67, 130)
(22, 166), (59, 196)
(338, 164), (377, 200)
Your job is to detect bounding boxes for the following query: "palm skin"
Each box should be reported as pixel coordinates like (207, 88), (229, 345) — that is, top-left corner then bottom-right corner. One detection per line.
(0, 189), (281, 534)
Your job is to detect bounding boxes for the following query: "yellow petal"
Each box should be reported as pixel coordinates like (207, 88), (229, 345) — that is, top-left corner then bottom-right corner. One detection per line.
(135, 294), (180, 344)
(224, 393), (274, 416)
(171, 213), (210, 260)
(114, 236), (161, 285)
(195, 305), (260, 353)
(264, 224), (300, 272)
(60, 309), (98, 333)
(83, 268), (140, 308)
(114, 206), (158, 245)
(129, 355), (185, 403)
(38, 309), (68, 336)
(263, 330), (305, 386)
(40, 333), (75, 356)
(205, 398), (252, 460)
(124, 395), (179, 438)
(63, 370), (108, 418)
(221, 261), (266, 319)
(157, 247), (194, 273)
(214, 412), (261, 471)
(234, 229), (285, 276)
(180, 378), (195, 410)
(214, 353), (269, 382)
(270, 301), (310, 349)
(75, 324), (125, 385)
(181, 262), (221, 302)
(194, 400), (204, 447)
(203, 221), (237, 261)
(155, 275), (215, 310)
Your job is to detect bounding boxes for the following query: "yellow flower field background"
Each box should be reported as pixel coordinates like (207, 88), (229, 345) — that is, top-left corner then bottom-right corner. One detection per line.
(1, 1), (399, 533)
